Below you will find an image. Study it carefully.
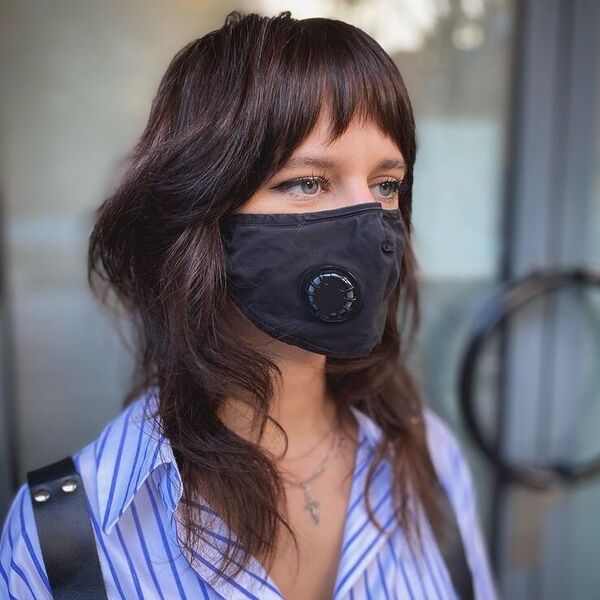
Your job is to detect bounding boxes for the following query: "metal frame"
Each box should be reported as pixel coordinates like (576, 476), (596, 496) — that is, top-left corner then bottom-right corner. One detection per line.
(464, 0), (600, 592)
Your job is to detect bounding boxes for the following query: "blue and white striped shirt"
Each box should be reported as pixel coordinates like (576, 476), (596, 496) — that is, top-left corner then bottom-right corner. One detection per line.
(1, 389), (499, 599)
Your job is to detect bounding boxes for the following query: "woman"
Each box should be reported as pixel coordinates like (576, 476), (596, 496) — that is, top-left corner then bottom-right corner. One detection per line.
(1, 10), (498, 600)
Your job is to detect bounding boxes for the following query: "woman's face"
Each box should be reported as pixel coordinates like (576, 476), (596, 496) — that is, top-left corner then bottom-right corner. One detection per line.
(240, 110), (406, 214)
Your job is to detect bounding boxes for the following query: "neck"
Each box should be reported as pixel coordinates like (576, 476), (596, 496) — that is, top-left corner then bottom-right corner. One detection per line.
(218, 306), (342, 459)
(219, 347), (340, 460)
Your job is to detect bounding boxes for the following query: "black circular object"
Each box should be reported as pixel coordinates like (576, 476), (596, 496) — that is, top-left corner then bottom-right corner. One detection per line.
(302, 265), (360, 322)
(459, 268), (600, 490)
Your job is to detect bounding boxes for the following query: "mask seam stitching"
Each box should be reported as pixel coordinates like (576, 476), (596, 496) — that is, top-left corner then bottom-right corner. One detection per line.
(221, 207), (400, 227)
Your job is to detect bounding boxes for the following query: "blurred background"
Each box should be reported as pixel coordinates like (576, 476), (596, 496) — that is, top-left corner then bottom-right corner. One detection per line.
(0, 0), (599, 598)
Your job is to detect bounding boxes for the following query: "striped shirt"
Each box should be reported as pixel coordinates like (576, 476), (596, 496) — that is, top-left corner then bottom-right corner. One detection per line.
(1, 388), (499, 599)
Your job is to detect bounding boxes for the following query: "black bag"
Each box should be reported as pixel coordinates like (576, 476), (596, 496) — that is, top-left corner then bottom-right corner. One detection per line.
(27, 453), (474, 600)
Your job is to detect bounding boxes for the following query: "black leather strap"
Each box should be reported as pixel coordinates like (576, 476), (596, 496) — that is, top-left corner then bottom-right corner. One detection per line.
(26, 456), (108, 600)
(431, 475), (475, 600)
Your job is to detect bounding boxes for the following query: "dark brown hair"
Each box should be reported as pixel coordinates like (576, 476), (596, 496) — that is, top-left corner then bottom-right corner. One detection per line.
(88, 9), (443, 585)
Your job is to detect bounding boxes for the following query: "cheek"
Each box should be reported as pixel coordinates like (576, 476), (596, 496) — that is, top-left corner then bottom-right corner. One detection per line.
(236, 190), (273, 214)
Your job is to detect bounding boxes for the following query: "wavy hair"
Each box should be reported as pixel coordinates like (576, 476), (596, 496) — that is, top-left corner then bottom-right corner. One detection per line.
(88, 9), (444, 585)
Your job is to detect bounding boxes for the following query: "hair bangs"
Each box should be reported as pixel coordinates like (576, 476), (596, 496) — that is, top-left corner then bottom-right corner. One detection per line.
(250, 16), (416, 176)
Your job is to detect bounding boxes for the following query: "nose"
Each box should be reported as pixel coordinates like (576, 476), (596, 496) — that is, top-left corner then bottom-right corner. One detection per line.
(333, 182), (377, 209)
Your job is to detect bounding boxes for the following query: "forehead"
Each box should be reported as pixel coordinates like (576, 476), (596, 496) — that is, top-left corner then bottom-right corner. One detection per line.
(306, 105), (395, 143)
(286, 107), (404, 163)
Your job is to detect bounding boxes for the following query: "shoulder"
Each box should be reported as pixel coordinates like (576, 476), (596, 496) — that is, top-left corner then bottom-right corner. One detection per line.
(0, 482), (52, 598)
(421, 405), (464, 459)
(0, 388), (157, 598)
(421, 405), (474, 510)
(421, 406), (500, 600)
(420, 407), (491, 552)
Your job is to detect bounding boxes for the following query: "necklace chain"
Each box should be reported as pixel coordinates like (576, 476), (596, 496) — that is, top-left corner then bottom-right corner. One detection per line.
(279, 425), (347, 525)
(283, 419), (336, 462)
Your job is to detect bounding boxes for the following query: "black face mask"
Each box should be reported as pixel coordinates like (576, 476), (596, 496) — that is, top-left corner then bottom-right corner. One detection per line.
(219, 201), (405, 359)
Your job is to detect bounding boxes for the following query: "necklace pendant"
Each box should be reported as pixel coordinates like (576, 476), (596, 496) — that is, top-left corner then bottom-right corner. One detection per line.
(284, 430), (347, 526)
(304, 494), (320, 525)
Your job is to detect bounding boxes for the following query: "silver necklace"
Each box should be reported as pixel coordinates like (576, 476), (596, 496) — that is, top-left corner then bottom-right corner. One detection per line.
(280, 427), (347, 525)
(284, 422), (336, 462)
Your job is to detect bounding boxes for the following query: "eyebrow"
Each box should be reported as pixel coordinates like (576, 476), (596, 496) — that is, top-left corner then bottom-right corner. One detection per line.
(281, 155), (406, 171)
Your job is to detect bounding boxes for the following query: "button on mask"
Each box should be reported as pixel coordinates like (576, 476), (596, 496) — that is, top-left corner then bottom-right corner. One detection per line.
(219, 201), (405, 358)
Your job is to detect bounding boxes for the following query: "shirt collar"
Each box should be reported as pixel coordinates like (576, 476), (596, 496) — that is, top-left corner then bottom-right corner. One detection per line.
(96, 389), (384, 539)
(97, 387), (183, 536)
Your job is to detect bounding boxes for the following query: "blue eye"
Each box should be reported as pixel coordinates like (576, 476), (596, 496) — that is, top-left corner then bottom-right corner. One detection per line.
(271, 174), (406, 201)
(378, 181), (398, 197)
(273, 175), (330, 197)
(373, 179), (404, 200)
(296, 178), (321, 195)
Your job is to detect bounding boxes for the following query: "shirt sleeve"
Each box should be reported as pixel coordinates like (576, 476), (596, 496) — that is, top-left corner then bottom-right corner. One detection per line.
(423, 407), (501, 600)
(0, 483), (53, 599)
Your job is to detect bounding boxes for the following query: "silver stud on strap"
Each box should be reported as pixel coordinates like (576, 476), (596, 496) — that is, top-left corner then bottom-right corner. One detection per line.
(33, 488), (51, 503)
(61, 478), (78, 493)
